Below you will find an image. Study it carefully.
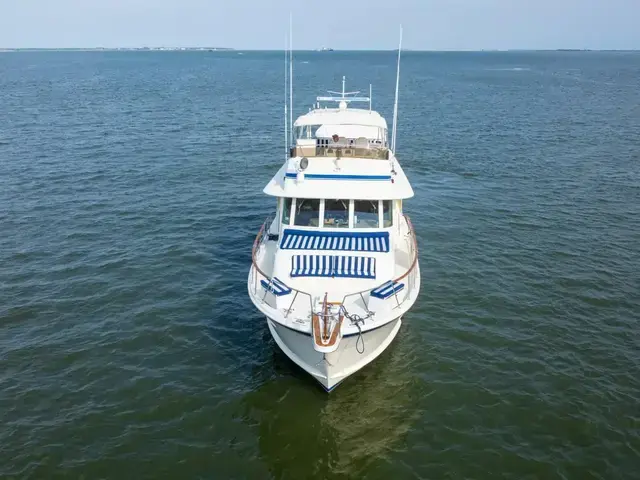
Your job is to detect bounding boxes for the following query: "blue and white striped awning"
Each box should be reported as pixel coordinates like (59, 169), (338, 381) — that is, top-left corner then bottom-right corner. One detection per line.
(291, 255), (376, 279)
(280, 229), (389, 253)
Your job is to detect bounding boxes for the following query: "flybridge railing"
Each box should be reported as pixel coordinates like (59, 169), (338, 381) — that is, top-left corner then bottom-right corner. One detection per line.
(250, 215), (419, 319)
(289, 145), (389, 160)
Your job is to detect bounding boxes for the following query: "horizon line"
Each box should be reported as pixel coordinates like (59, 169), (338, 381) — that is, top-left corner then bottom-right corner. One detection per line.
(2, 47), (639, 52)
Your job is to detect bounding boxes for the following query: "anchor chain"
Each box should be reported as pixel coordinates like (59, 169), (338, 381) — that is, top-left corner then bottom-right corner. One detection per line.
(340, 306), (371, 355)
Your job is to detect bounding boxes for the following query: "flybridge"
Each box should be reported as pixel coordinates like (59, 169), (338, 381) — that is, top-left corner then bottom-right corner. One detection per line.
(283, 13), (403, 156)
(290, 77), (390, 159)
(315, 76), (372, 111)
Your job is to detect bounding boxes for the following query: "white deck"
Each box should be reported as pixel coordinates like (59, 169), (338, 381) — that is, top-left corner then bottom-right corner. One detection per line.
(248, 215), (419, 337)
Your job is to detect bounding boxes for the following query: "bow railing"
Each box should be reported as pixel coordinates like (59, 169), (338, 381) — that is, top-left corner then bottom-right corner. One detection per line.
(339, 215), (419, 313)
(250, 218), (314, 320)
(250, 214), (419, 321)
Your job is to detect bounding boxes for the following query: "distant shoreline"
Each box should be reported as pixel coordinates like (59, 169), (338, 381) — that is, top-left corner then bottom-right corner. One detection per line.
(0, 47), (638, 53)
(0, 47), (235, 52)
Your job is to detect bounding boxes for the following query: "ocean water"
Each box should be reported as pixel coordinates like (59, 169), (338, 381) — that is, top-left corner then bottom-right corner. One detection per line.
(1, 50), (639, 479)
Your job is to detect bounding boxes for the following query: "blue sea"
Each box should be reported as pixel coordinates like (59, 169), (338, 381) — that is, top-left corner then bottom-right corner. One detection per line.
(1, 50), (639, 479)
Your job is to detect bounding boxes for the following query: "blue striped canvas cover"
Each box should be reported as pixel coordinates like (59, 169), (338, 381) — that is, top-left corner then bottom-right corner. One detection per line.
(290, 255), (376, 279)
(370, 280), (405, 299)
(280, 229), (389, 253)
(260, 277), (292, 296)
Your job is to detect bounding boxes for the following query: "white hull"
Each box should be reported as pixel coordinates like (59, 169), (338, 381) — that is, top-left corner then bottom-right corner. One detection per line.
(267, 316), (402, 391)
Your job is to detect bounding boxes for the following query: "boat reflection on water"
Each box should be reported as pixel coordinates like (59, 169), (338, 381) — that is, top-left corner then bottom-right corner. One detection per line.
(240, 327), (423, 478)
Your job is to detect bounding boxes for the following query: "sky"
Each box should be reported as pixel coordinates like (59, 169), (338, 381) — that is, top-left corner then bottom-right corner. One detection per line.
(1, 0), (639, 50)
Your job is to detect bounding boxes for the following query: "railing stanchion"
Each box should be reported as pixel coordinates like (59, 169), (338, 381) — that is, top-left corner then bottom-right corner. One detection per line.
(286, 291), (299, 318)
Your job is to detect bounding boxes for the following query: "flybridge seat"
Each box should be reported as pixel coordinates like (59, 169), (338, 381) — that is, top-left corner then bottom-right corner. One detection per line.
(291, 255), (376, 279)
(260, 277), (292, 296)
(370, 280), (405, 299)
(280, 229), (389, 253)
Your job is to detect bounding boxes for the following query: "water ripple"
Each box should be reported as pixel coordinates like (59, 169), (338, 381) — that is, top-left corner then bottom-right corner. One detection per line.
(0, 50), (639, 479)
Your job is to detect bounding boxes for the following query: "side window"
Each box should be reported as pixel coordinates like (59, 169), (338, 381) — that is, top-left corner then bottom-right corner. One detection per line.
(382, 200), (393, 227)
(282, 198), (292, 225)
(353, 200), (379, 228)
(323, 199), (349, 228)
(294, 199), (320, 227)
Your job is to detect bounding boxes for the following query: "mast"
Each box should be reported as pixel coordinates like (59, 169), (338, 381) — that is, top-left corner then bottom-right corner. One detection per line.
(284, 31), (288, 159)
(369, 84), (372, 111)
(391, 26), (402, 152)
(289, 13), (293, 141)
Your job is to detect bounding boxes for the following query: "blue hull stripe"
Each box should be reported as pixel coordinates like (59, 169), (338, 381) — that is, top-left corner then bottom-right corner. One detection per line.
(285, 173), (391, 181)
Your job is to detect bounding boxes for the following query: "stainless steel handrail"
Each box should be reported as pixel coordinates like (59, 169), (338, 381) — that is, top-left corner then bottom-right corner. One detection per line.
(289, 145), (390, 160)
(339, 215), (419, 310)
(251, 214), (419, 318)
(250, 219), (314, 318)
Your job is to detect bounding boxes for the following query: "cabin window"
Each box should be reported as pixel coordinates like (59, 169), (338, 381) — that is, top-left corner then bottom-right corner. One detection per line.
(382, 200), (393, 227)
(294, 199), (320, 227)
(282, 198), (292, 225)
(323, 199), (349, 228)
(295, 125), (320, 140)
(353, 200), (379, 228)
